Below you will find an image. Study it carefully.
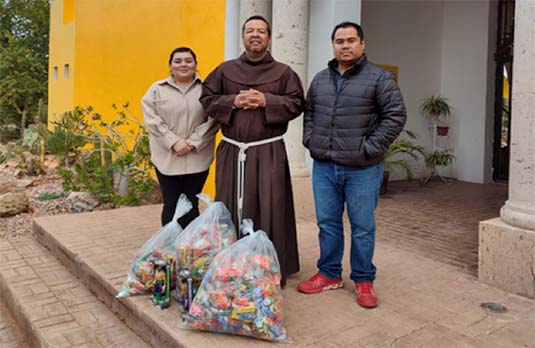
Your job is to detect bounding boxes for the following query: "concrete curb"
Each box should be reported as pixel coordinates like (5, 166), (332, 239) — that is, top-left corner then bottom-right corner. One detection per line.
(0, 237), (149, 348)
(0, 241), (43, 348)
(33, 219), (181, 348)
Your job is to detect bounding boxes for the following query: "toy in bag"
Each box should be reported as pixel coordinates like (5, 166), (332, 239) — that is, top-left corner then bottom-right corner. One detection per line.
(151, 259), (172, 309)
(182, 219), (290, 342)
(175, 194), (237, 314)
(116, 194), (192, 298)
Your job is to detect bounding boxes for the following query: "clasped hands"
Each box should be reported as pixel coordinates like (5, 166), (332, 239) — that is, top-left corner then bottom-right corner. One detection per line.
(233, 89), (266, 110)
(172, 139), (194, 156)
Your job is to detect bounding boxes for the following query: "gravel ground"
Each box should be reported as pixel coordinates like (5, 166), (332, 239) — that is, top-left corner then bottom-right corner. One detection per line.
(0, 166), (69, 239)
(0, 156), (160, 240)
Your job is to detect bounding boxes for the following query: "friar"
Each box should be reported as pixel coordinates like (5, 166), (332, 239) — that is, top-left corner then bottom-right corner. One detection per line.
(200, 15), (305, 287)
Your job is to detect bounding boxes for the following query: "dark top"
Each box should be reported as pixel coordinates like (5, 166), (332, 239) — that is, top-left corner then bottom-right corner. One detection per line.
(199, 52), (305, 287)
(304, 54), (407, 167)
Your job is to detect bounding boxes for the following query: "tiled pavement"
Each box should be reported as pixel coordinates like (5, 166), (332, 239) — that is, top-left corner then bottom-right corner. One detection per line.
(292, 178), (508, 276)
(0, 299), (29, 348)
(29, 179), (533, 348)
(1, 178), (533, 347)
(0, 238), (149, 348)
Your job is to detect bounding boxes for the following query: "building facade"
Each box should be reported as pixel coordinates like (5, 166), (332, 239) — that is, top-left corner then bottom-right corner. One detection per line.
(48, 0), (535, 298)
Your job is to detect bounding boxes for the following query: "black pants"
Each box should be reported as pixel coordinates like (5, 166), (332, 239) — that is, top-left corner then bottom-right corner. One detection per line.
(155, 168), (209, 228)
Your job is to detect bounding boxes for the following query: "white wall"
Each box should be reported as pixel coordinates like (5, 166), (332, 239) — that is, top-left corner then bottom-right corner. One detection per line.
(362, 0), (496, 183)
(306, 0), (362, 169)
(308, 0), (362, 82)
(361, 0), (444, 178)
(441, 0), (495, 183)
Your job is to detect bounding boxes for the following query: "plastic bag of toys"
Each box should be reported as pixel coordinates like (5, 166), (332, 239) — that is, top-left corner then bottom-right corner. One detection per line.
(175, 194), (237, 314)
(182, 219), (289, 342)
(116, 194), (192, 298)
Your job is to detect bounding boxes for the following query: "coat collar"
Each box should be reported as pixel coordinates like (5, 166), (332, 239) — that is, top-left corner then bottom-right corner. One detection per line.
(158, 74), (202, 86)
(157, 74), (202, 93)
(328, 53), (368, 76)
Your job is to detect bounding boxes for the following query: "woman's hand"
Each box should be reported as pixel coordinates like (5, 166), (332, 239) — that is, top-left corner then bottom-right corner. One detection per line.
(172, 139), (194, 156)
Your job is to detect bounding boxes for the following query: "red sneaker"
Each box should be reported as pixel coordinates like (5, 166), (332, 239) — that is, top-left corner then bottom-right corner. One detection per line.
(297, 273), (344, 294)
(355, 282), (378, 308)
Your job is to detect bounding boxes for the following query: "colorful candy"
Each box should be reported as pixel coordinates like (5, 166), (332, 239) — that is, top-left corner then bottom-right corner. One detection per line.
(183, 219), (289, 342)
(116, 194), (192, 298)
(175, 196), (236, 313)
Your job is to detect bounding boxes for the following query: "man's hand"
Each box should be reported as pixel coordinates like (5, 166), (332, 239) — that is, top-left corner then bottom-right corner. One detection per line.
(172, 139), (194, 156)
(233, 89), (266, 110)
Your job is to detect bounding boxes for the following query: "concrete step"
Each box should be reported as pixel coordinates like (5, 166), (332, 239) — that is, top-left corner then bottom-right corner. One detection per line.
(31, 204), (535, 348)
(32, 205), (282, 348)
(0, 299), (29, 348)
(0, 238), (149, 348)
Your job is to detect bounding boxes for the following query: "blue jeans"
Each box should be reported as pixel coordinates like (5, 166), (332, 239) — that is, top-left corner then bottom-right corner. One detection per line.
(312, 160), (383, 283)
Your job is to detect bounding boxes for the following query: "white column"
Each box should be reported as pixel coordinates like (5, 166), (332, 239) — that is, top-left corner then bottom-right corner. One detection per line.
(500, 0), (535, 230)
(240, 0), (272, 23)
(478, 0), (535, 299)
(272, 0), (310, 177)
(224, 0), (241, 60)
(239, 0), (272, 52)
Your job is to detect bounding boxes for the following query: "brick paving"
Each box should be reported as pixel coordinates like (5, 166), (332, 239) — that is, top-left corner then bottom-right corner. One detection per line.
(31, 179), (533, 348)
(0, 299), (29, 348)
(376, 180), (507, 275)
(293, 178), (508, 275)
(0, 238), (149, 348)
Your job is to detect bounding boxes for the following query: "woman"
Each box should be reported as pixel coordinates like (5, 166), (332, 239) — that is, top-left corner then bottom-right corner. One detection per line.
(142, 47), (218, 227)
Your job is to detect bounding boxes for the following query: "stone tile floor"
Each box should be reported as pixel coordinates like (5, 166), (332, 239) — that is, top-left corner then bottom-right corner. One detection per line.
(30, 179), (533, 348)
(0, 238), (149, 348)
(294, 178), (508, 275)
(0, 299), (29, 348)
(3, 178), (533, 348)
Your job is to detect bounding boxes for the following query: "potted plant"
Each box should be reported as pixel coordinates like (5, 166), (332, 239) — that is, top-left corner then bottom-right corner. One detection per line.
(382, 130), (426, 195)
(422, 148), (455, 184)
(419, 95), (452, 136)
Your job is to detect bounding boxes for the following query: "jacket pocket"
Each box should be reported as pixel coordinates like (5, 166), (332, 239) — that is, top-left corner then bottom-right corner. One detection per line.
(363, 113), (378, 137)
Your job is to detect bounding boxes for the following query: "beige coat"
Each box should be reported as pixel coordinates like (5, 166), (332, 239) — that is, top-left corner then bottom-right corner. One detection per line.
(141, 76), (218, 175)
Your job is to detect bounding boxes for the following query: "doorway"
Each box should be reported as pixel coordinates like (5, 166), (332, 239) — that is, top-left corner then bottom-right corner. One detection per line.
(493, 0), (514, 181)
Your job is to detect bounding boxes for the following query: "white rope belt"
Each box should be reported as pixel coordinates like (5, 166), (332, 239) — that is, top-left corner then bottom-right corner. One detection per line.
(222, 134), (284, 233)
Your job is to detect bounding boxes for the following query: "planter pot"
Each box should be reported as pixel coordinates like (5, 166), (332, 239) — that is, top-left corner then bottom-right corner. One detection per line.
(436, 126), (449, 136)
(380, 171), (390, 195)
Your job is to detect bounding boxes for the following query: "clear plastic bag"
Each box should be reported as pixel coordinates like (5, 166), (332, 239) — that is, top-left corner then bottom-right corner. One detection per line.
(175, 194), (237, 313)
(116, 194), (192, 298)
(182, 219), (289, 342)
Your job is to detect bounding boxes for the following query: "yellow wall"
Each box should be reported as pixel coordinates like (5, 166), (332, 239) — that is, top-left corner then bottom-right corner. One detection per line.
(48, 0), (226, 196)
(48, 0), (75, 125)
(176, 1), (226, 78)
(73, 0), (182, 120)
(176, 0), (226, 196)
(62, 0), (75, 24)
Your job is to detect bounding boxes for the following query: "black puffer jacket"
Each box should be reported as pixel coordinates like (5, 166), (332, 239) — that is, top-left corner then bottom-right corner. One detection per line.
(303, 54), (407, 167)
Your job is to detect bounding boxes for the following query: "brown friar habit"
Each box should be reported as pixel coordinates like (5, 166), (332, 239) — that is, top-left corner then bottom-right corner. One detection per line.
(200, 52), (305, 287)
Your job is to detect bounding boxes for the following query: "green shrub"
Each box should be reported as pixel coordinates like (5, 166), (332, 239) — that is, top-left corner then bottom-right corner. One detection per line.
(44, 104), (153, 207)
(37, 192), (64, 201)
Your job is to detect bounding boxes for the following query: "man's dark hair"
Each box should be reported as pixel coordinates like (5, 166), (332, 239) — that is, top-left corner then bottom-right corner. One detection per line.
(331, 21), (364, 42)
(168, 47), (197, 65)
(242, 15), (271, 36)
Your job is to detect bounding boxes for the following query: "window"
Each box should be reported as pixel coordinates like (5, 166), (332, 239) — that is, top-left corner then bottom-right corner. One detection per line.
(64, 64), (70, 79)
(53, 66), (58, 80)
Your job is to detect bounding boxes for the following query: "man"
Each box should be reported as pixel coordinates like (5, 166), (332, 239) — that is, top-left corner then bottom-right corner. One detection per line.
(200, 15), (305, 287)
(298, 21), (406, 308)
